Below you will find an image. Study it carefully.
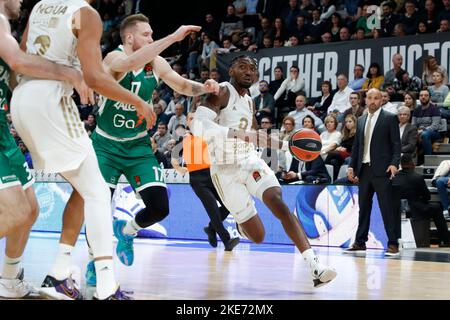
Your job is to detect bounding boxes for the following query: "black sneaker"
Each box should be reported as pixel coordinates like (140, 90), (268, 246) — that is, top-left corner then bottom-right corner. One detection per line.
(203, 226), (217, 248)
(224, 237), (240, 251)
(40, 275), (83, 300)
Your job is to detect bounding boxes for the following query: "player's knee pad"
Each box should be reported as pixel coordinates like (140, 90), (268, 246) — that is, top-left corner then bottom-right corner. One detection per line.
(136, 186), (169, 227)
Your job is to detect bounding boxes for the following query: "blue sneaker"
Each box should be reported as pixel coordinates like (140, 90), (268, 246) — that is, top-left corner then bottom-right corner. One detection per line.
(85, 260), (96, 286)
(113, 219), (135, 266)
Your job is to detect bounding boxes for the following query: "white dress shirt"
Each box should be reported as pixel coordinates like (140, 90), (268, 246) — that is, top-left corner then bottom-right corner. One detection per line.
(362, 107), (382, 164)
(328, 86), (353, 114)
(382, 102), (398, 115)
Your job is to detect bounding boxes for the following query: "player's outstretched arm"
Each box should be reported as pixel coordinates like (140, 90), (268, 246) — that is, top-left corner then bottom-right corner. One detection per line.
(152, 56), (219, 96)
(76, 7), (155, 128)
(0, 15), (91, 101)
(105, 25), (201, 74)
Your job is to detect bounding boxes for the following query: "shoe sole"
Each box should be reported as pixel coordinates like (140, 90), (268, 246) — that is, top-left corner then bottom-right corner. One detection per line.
(384, 252), (400, 257)
(313, 269), (337, 288)
(39, 288), (79, 300)
(342, 250), (366, 255)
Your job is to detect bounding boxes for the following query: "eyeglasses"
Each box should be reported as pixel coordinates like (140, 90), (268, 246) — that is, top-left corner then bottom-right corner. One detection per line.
(261, 121), (271, 124)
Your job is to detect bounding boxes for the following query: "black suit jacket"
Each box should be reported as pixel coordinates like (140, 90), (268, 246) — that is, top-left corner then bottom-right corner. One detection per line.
(350, 109), (401, 177)
(401, 123), (418, 159)
(392, 169), (430, 215)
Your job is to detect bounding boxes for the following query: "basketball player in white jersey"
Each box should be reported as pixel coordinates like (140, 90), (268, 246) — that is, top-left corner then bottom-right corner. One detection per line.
(192, 55), (337, 287)
(0, 0), (93, 298)
(11, 0), (156, 300)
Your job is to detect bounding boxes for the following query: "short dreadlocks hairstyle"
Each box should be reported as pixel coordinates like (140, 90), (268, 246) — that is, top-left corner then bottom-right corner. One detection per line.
(230, 55), (258, 69)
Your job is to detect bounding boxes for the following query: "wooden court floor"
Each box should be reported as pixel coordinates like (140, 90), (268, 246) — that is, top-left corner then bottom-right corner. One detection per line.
(1, 234), (450, 300)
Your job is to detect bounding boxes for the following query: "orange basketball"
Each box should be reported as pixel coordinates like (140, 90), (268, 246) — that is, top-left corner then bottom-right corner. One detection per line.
(288, 129), (322, 162)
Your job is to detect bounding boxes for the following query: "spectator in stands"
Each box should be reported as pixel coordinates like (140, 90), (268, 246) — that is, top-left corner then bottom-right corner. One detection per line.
(393, 70), (423, 95)
(162, 139), (176, 169)
(382, 90), (399, 114)
(437, 18), (450, 32)
(220, 5), (243, 40)
(412, 89), (443, 156)
(273, 37), (284, 48)
(199, 33), (219, 69)
(280, 116), (296, 141)
(256, 17), (274, 48)
(149, 103), (170, 136)
(254, 80), (275, 124)
(348, 64), (367, 91)
(237, 34), (257, 52)
(213, 37), (238, 56)
(422, 55), (448, 87)
(399, 0), (420, 34)
(269, 66), (285, 96)
(274, 66), (305, 118)
(394, 154), (450, 246)
(338, 26), (351, 41)
(438, 0), (450, 22)
(18, 140), (33, 169)
(384, 53), (404, 85)
(153, 122), (171, 154)
(429, 70), (450, 110)
(361, 62), (385, 93)
(293, 15), (309, 43)
(233, 0), (247, 19)
(328, 74), (353, 119)
(287, 34), (301, 47)
(416, 20), (430, 34)
(308, 81), (334, 119)
(320, 115), (342, 160)
(260, 117), (286, 175)
(398, 106), (418, 160)
(84, 114), (96, 136)
(262, 34), (274, 48)
(271, 17), (289, 42)
(307, 9), (326, 43)
(325, 114), (357, 180)
(185, 31), (202, 75)
(152, 90), (167, 112)
(299, 0), (316, 18)
(328, 13), (343, 42)
(432, 159), (450, 219)
(319, 0), (336, 22)
(344, 92), (365, 118)
(321, 32), (333, 43)
(345, 0), (359, 18)
(355, 4), (372, 36)
(168, 103), (187, 134)
(420, 0), (439, 32)
(281, 0), (301, 33)
(165, 91), (187, 116)
(392, 22), (407, 36)
(288, 94), (324, 131)
(197, 68), (210, 84)
(202, 13), (221, 42)
(353, 27), (366, 40)
(381, 0), (400, 36)
(403, 91), (418, 111)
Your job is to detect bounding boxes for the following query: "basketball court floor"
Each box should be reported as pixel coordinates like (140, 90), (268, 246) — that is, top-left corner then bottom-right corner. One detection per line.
(1, 232), (449, 300)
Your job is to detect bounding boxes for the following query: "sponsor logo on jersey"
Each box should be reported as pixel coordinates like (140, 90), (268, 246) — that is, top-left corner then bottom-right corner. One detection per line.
(134, 175), (141, 186)
(112, 101), (137, 112)
(35, 4), (68, 15)
(252, 171), (261, 182)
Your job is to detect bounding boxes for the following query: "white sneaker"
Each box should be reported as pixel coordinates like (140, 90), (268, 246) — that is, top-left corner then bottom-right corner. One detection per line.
(310, 259), (337, 288)
(444, 210), (450, 220)
(0, 269), (37, 299)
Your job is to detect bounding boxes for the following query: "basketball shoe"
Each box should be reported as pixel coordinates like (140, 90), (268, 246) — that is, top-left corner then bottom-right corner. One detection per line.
(85, 260), (96, 286)
(309, 258), (337, 288)
(0, 268), (38, 298)
(93, 287), (133, 300)
(114, 219), (135, 266)
(40, 274), (82, 300)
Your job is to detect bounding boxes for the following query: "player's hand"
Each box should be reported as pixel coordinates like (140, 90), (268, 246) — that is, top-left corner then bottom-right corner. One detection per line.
(71, 70), (95, 105)
(178, 167), (189, 175)
(172, 25), (202, 42)
(136, 100), (156, 130)
(386, 165), (398, 180)
(203, 79), (220, 95)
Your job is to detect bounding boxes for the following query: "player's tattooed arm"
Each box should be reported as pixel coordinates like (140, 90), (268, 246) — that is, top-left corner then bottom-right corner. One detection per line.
(151, 56), (219, 96)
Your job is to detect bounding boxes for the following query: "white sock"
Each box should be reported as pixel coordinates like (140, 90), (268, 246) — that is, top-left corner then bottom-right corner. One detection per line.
(88, 246), (94, 262)
(51, 244), (74, 281)
(302, 248), (319, 267)
(2, 255), (22, 279)
(123, 219), (141, 237)
(94, 259), (117, 299)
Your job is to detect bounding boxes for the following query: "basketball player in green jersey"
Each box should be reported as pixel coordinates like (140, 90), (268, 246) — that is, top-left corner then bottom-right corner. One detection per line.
(46, 14), (219, 285)
(0, 0), (93, 298)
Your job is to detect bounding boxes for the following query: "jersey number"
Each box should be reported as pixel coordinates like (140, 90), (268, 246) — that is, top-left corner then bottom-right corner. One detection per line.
(153, 166), (165, 183)
(131, 82), (141, 95)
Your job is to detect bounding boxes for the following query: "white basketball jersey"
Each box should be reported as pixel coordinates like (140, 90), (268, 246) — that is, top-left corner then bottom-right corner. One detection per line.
(25, 0), (87, 77)
(211, 82), (257, 164)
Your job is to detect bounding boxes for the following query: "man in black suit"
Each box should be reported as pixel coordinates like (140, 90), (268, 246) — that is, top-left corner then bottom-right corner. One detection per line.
(345, 89), (402, 256)
(398, 106), (418, 161)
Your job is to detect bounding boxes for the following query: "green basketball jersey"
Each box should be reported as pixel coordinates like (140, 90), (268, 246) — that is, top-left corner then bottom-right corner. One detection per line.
(0, 58), (10, 125)
(96, 46), (158, 140)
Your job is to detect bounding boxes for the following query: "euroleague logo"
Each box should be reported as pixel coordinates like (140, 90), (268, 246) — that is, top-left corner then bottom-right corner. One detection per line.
(305, 142), (319, 149)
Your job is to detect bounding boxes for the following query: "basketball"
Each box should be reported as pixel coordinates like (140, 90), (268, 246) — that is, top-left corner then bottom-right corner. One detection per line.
(288, 129), (322, 162)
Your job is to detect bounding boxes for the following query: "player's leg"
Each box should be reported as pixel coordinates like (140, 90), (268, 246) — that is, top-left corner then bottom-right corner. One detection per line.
(56, 150), (120, 300)
(247, 159), (337, 287)
(115, 157), (169, 266)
